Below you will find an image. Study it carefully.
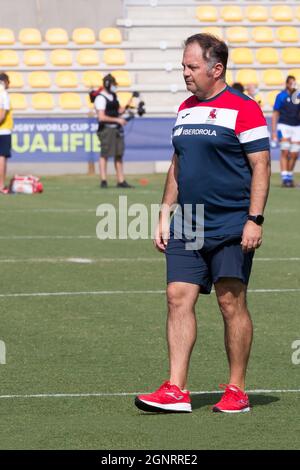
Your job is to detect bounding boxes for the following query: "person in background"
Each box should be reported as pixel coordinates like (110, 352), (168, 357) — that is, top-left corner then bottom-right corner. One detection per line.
(0, 72), (13, 194)
(232, 82), (244, 93)
(272, 75), (300, 188)
(246, 83), (262, 108)
(94, 74), (134, 189)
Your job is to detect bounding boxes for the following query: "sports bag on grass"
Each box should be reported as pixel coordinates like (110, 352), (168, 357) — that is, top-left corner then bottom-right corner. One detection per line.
(9, 175), (43, 194)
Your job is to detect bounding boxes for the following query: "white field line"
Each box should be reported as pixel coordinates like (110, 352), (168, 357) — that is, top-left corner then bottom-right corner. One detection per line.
(0, 235), (95, 240)
(0, 207), (296, 214)
(0, 257), (299, 264)
(0, 288), (300, 299)
(0, 209), (96, 213)
(0, 389), (299, 399)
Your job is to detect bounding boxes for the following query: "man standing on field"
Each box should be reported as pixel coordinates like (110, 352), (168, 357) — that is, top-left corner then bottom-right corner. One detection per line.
(135, 34), (271, 414)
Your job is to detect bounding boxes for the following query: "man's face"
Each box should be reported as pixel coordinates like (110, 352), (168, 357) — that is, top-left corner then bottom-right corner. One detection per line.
(182, 42), (218, 98)
(286, 78), (296, 93)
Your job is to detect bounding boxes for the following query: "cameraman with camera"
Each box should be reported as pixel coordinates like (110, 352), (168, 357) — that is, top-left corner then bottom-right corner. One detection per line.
(94, 74), (134, 188)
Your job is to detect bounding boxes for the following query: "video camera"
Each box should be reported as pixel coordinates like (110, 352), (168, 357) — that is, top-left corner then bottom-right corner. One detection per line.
(124, 91), (146, 122)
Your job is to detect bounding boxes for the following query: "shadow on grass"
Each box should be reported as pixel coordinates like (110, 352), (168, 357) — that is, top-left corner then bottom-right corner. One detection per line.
(134, 394), (280, 415)
(192, 393), (280, 410)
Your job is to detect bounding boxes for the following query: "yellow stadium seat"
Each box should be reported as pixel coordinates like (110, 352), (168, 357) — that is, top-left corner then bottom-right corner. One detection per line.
(0, 28), (15, 45)
(297, 6), (300, 21)
(7, 72), (24, 88)
(103, 49), (126, 65)
(231, 48), (254, 65)
(225, 70), (233, 85)
(276, 27), (298, 43)
(196, 6), (218, 22)
(82, 71), (104, 88)
(111, 70), (131, 87)
(72, 28), (96, 45)
(10, 93), (27, 110)
(226, 27), (249, 43)
(32, 93), (55, 110)
(266, 90), (280, 107)
(201, 27), (223, 39)
(117, 92), (133, 108)
(0, 50), (19, 66)
(77, 49), (99, 66)
(220, 6), (243, 22)
(59, 93), (82, 110)
(246, 6), (268, 22)
(256, 48), (279, 65)
(263, 69), (285, 86)
(85, 95), (94, 110)
(55, 71), (78, 88)
(288, 69), (300, 83)
(19, 28), (42, 45)
(99, 28), (122, 44)
(24, 50), (46, 66)
(236, 69), (259, 85)
(28, 71), (51, 88)
(50, 49), (73, 66)
(252, 27), (274, 43)
(271, 5), (293, 22)
(282, 48), (300, 64)
(45, 28), (69, 45)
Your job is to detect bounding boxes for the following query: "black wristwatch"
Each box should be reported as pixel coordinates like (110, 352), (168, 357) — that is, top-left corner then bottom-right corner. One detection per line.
(247, 214), (264, 226)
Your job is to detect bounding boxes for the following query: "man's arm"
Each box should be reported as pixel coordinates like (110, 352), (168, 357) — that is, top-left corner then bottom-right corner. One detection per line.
(0, 109), (7, 125)
(241, 150), (271, 253)
(97, 110), (126, 126)
(271, 110), (279, 142)
(154, 153), (178, 252)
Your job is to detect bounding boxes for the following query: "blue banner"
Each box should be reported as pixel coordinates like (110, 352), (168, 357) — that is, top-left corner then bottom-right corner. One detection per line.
(11, 116), (277, 162)
(11, 117), (174, 162)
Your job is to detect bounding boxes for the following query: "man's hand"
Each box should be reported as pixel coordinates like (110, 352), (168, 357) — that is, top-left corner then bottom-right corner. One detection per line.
(153, 217), (170, 252)
(241, 221), (263, 253)
(117, 118), (127, 126)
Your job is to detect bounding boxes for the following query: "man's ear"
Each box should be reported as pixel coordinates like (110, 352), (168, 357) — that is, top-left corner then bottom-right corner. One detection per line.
(213, 63), (224, 80)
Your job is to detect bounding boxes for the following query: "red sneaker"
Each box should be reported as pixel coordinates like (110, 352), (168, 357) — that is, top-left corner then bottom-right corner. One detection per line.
(212, 384), (250, 413)
(135, 381), (192, 413)
(0, 187), (9, 195)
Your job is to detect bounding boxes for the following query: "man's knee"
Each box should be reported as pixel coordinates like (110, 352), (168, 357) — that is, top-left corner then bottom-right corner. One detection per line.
(215, 279), (247, 319)
(167, 283), (198, 312)
(217, 294), (238, 319)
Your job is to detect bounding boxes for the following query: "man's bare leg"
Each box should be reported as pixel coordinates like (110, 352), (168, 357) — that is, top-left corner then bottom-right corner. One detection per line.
(114, 158), (125, 184)
(167, 282), (200, 390)
(0, 156), (7, 190)
(99, 156), (108, 182)
(214, 278), (253, 391)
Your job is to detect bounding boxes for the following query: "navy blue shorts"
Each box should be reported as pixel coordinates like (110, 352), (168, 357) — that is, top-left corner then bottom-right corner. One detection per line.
(0, 135), (12, 158)
(165, 233), (254, 294)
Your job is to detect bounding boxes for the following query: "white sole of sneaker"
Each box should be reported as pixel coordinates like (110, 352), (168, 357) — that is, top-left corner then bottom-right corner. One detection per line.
(213, 407), (250, 413)
(138, 399), (192, 412)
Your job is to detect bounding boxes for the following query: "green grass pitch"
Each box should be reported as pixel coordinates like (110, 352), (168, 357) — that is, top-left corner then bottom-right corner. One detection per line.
(0, 174), (299, 450)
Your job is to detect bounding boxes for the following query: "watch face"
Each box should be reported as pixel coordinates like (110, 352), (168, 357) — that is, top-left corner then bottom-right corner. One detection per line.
(256, 215), (264, 225)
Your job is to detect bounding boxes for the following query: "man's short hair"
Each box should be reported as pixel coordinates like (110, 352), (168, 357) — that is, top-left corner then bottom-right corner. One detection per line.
(0, 72), (9, 83)
(184, 33), (228, 79)
(286, 75), (296, 84)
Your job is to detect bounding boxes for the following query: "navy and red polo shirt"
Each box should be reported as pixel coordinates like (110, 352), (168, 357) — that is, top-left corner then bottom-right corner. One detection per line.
(172, 85), (270, 237)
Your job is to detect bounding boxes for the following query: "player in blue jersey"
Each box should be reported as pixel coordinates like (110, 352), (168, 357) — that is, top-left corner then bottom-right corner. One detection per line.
(271, 75), (300, 187)
(135, 34), (271, 414)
